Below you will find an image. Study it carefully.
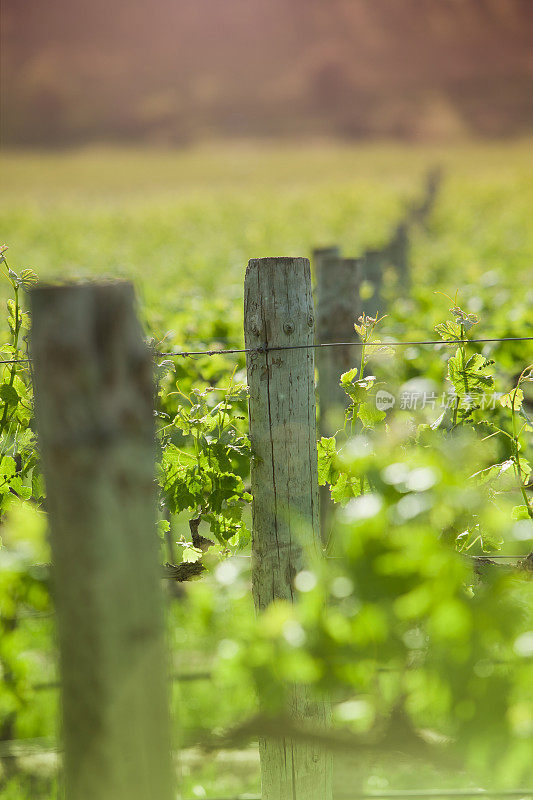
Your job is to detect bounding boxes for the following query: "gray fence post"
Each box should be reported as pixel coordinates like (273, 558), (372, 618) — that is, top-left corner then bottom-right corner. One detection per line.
(244, 257), (332, 800)
(31, 282), (175, 800)
(387, 222), (410, 289)
(315, 251), (362, 543)
(316, 253), (363, 435)
(362, 248), (385, 318)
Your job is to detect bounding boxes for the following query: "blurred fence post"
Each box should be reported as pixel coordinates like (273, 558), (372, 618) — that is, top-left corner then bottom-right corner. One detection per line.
(312, 245), (340, 285)
(408, 165), (443, 226)
(31, 283), (175, 800)
(386, 221), (410, 289)
(362, 248), (385, 318)
(244, 257), (332, 800)
(316, 253), (363, 434)
(315, 250), (362, 544)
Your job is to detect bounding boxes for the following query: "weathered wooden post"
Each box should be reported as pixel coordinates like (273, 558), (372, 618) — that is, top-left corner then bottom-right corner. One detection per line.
(386, 222), (410, 289)
(362, 248), (385, 319)
(315, 251), (362, 543)
(407, 165), (443, 227)
(31, 283), (175, 800)
(316, 254), (362, 435)
(312, 246), (340, 284)
(313, 246), (340, 432)
(244, 258), (332, 800)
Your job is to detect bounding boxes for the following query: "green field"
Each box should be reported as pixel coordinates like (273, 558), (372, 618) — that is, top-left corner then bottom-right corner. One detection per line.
(2, 140), (532, 324)
(1, 140), (533, 798)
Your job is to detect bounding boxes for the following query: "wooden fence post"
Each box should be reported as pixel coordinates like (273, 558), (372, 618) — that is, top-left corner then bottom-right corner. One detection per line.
(316, 254), (362, 435)
(244, 258), (332, 800)
(312, 246), (340, 285)
(315, 252), (362, 543)
(362, 248), (385, 318)
(407, 165), (443, 227)
(30, 283), (175, 800)
(386, 222), (410, 289)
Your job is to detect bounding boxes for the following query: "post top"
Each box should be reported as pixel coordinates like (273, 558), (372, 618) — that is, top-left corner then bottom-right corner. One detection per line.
(30, 279), (133, 296)
(312, 246), (340, 257)
(247, 256), (309, 268)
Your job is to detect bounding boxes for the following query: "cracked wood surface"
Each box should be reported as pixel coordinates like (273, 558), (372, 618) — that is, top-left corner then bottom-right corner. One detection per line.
(244, 257), (332, 800)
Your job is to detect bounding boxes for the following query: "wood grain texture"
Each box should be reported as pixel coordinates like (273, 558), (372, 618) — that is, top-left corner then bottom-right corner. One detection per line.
(244, 257), (332, 800)
(31, 283), (174, 800)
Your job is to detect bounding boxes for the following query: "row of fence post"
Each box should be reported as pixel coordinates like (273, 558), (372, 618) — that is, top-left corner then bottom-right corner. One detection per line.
(29, 169), (441, 800)
(314, 166), (442, 540)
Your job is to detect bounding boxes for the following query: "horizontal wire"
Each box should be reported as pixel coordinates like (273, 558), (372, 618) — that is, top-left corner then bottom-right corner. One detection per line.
(196, 793), (533, 800)
(32, 670), (213, 691)
(0, 337), (531, 366)
(161, 336), (533, 359)
(199, 794), (533, 800)
(465, 554), (531, 559)
(323, 554), (532, 564)
(17, 552), (531, 571)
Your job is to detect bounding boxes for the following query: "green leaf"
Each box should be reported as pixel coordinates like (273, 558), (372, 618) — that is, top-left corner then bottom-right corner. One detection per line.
(511, 505), (531, 521)
(340, 367), (358, 385)
(447, 350), (493, 398)
(471, 459), (514, 486)
(18, 269), (39, 290)
(357, 402), (386, 429)
(500, 387), (524, 410)
(344, 377), (377, 405)
(447, 349), (464, 392)
(181, 543), (203, 563)
(0, 384), (19, 406)
(434, 320), (462, 341)
(0, 456), (17, 479)
(330, 472), (360, 504)
(317, 437), (337, 485)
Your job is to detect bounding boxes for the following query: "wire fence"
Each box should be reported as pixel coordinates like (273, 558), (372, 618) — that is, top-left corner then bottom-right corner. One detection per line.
(2, 335), (533, 366)
(9, 551), (533, 587)
(199, 793), (532, 800)
(162, 335), (533, 358)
